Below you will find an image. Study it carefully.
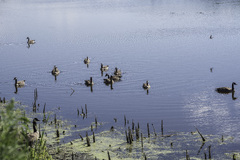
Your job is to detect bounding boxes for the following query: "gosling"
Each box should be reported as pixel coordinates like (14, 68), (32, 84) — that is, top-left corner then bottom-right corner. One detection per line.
(143, 81), (150, 89)
(52, 65), (60, 75)
(26, 37), (35, 44)
(114, 67), (122, 76)
(104, 75), (114, 84)
(13, 77), (25, 87)
(84, 57), (90, 64)
(85, 77), (94, 86)
(105, 73), (120, 81)
(100, 63), (109, 71)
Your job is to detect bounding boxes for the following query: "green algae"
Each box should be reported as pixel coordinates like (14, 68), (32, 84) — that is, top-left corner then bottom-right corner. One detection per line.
(47, 125), (237, 160)
(2, 99), (238, 159)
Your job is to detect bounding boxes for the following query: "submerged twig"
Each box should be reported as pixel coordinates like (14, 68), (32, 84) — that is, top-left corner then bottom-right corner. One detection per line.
(161, 120), (164, 136)
(108, 151), (111, 160)
(70, 88), (75, 96)
(195, 127), (206, 142)
(152, 124), (157, 136)
(147, 123), (150, 137)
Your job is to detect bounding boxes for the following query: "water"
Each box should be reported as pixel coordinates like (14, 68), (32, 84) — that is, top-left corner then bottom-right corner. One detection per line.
(1, 0), (240, 156)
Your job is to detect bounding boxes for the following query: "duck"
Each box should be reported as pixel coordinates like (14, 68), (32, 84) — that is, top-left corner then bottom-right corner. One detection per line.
(85, 77), (94, 86)
(52, 65), (60, 75)
(26, 37), (35, 44)
(104, 75), (114, 84)
(13, 77), (25, 87)
(114, 67), (122, 76)
(27, 118), (40, 146)
(216, 82), (237, 93)
(100, 63), (109, 71)
(143, 81), (150, 89)
(84, 57), (90, 64)
(105, 73), (121, 81)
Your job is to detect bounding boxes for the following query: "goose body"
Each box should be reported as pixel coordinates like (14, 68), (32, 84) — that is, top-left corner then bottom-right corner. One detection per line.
(52, 65), (60, 75)
(26, 37), (35, 44)
(216, 82), (237, 93)
(100, 63), (109, 71)
(105, 73), (120, 81)
(104, 75), (114, 84)
(114, 67), (122, 76)
(85, 77), (94, 86)
(13, 77), (25, 87)
(84, 57), (90, 64)
(27, 118), (40, 146)
(143, 81), (150, 89)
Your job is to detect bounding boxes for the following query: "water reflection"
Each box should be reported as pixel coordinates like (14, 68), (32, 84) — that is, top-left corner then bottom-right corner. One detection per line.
(144, 89), (149, 95)
(232, 92), (237, 100)
(54, 75), (58, 81)
(14, 85), (18, 94)
(104, 81), (114, 90)
(84, 84), (93, 92)
(184, 89), (239, 135)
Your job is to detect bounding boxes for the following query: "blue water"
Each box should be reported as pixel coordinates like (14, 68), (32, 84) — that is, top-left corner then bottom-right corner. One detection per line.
(1, 0), (240, 156)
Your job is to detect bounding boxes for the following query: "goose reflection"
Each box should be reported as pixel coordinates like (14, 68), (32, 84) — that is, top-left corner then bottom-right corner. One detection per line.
(84, 82), (93, 92)
(14, 85), (18, 94)
(232, 92), (237, 100)
(90, 85), (93, 92)
(143, 88), (149, 95)
(54, 75), (57, 81)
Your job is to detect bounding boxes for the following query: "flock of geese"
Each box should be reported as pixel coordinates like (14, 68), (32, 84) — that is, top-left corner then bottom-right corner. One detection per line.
(15, 37), (238, 94)
(12, 37), (238, 146)
(16, 37), (152, 91)
(12, 37), (151, 146)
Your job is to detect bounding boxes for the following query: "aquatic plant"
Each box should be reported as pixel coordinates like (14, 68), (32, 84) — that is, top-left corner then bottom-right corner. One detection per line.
(0, 99), (52, 160)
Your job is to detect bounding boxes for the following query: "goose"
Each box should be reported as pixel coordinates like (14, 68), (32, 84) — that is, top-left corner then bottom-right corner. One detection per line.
(105, 73), (120, 81)
(27, 118), (40, 146)
(114, 67), (122, 76)
(210, 35), (213, 39)
(210, 67), (213, 72)
(52, 65), (60, 75)
(84, 57), (90, 64)
(100, 63), (109, 71)
(85, 77), (94, 86)
(104, 75), (114, 84)
(26, 37), (35, 44)
(13, 77), (25, 87)
(143, 81), (150, 89)
(216, 82), (237, 93)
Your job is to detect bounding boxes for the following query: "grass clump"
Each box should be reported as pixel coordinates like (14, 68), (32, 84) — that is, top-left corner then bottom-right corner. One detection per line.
(0, 99), (52, 160)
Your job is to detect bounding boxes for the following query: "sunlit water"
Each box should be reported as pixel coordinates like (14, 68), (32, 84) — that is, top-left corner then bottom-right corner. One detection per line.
(1, 0), (240, 157)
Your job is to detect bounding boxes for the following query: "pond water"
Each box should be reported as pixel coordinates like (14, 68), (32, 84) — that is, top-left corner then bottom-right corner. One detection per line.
(1, 0), (240, 158)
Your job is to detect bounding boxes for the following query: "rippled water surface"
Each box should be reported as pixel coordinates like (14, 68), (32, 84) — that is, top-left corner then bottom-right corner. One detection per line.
(1, 0), (240, 157)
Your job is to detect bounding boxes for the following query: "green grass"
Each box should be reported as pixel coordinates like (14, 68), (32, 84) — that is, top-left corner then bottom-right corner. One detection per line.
(0, 99), (52, 160)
